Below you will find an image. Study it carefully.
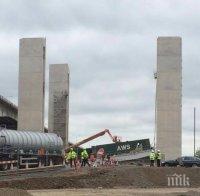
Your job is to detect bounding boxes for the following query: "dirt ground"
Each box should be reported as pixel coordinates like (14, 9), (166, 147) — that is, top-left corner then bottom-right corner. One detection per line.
(0, 188), (31, 196)
(0, 166), (199, 190)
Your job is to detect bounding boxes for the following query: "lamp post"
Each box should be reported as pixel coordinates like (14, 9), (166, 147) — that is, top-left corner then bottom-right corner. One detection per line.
(194, 107), (196, 156)
(154, 71), (157, 150)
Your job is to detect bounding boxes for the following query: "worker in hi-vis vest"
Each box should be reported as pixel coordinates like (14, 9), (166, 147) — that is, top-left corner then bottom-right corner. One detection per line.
(149, 150), (155, 167)
(81, 148), (90, 167)
(67, 148), (77, 168)
(156, 149), (162, 167)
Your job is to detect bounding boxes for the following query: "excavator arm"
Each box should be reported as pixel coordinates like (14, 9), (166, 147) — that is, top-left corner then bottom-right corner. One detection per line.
(66, 129), (120, 151)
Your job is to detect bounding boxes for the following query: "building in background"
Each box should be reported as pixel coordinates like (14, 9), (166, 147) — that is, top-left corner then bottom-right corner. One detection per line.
(155, 37), (182, 160)
(18, 38), (46, 131)
(48, 64), (70, 146)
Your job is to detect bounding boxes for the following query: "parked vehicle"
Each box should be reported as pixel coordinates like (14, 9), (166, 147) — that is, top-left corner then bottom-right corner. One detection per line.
(161, 159), (179, 167)
(162, 156), (200, 167)
(178, 156), (200, 167)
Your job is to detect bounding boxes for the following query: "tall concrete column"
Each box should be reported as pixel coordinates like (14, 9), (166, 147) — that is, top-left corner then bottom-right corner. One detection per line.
(48, 64), (69, 146)
(18, 38), (46, 131)
(156, 37), (182, 160)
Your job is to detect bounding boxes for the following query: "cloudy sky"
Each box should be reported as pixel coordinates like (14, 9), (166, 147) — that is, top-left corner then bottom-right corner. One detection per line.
(0, 0), (200, 155)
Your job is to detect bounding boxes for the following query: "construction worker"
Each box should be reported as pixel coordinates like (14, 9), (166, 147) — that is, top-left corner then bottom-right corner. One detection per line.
(67, 148), (77, 168)
(156, 150), (162, 167)
(149, 150), (155, 167)
(81, 148), (90, 167)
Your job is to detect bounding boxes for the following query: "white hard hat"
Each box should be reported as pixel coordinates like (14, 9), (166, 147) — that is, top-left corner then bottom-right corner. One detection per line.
(151, 150), (154, 152)
(157, 150), (160, 152)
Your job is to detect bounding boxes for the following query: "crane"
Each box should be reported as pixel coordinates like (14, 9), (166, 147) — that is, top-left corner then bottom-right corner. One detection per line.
(66, 129), (121, 151)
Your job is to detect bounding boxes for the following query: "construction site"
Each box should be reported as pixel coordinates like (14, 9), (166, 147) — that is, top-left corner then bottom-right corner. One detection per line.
(0, 35), (199, 196)
(2, 1), (200, 195)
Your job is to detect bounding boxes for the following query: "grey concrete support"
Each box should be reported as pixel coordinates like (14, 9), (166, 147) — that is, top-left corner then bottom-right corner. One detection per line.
(18, 38), (46, 131)
(156, 37), (182, 160)
(48, 64), (69, 147)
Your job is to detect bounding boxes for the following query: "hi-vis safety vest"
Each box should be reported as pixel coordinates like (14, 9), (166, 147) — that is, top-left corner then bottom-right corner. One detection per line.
(157, 152), (162, 160)
(67, 151), (77, 160)
(81, 150), (89, 159)
(149, 152), (155, 160)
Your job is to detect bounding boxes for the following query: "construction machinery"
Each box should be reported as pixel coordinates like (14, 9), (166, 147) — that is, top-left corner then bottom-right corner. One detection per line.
(66, 129), (121, 151)
(0, 129), (64, 170)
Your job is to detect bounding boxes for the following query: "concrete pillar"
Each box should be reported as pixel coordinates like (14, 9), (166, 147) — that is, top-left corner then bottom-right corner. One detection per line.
(156, 37), (182, 160)
(48, 64), (69, 147)
(18, 38), (46, 132)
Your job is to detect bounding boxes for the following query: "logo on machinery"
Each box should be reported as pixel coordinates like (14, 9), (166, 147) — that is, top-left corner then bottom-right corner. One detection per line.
(117, 144), (131, 151)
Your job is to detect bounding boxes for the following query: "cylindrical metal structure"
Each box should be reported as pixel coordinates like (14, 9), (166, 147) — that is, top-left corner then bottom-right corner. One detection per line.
(0, 129), (63, 150)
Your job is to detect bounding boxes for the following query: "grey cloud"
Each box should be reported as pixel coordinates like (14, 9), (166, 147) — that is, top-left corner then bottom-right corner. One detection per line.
(0, 0), (200, 36)
(70, 76), (154, 114)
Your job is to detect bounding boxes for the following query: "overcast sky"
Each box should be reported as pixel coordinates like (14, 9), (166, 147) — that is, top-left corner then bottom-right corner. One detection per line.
(0, 0), (200, 155)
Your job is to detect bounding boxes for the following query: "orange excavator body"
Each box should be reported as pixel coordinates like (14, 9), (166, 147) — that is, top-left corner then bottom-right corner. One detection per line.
(66, 129), (121, 151)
